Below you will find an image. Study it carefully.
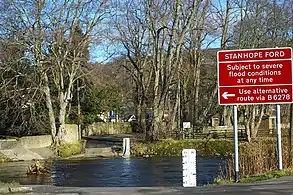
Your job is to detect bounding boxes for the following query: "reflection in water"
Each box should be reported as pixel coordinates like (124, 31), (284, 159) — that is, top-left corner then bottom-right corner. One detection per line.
(0, 156), (224, 187)
(121, 158), (132, 177)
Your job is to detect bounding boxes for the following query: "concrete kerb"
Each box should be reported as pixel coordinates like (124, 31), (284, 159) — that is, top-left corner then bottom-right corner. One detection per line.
(9, 186), (33, 193)
(0, 187), (9, 194)
(0, 186), (33, 194)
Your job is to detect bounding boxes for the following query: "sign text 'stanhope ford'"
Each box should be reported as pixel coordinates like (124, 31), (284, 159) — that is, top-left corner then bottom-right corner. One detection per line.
(217, 47), (293, 105)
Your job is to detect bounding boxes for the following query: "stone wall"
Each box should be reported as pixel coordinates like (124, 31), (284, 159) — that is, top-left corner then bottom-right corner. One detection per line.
(0, 139), (17, 150)
(63, 124), (79, 143)
(85, 122), (132, 136)
(0, 135), (52, 150)
(0, 124), (80, 150)
(16, 135), (52, 148)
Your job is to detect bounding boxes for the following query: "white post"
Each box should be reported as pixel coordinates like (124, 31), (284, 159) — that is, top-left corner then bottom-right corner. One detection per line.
(182, 149), (197, 187)
(276, 104), (283, 170)
(122, 138), (131, 158)
(233, 105), (239, 182)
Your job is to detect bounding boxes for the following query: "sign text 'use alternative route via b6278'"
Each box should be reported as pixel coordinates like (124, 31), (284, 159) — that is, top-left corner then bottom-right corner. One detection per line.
(217, 47), (293, 105)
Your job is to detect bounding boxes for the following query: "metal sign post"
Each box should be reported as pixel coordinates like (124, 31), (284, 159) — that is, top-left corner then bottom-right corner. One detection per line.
(276, 104), (283, 170)
(233, 105), (239, 182)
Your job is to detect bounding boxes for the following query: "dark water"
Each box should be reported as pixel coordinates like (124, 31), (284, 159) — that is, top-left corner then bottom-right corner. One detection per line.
(0, 157), (225, 187)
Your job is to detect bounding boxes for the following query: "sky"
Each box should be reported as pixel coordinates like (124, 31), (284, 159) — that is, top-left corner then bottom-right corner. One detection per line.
(90, 31), (222, 64)
(90, 0), (232, 63)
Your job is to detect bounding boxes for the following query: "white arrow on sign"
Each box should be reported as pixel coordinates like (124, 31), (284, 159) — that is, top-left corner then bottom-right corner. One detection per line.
(222, 92), (235, 99)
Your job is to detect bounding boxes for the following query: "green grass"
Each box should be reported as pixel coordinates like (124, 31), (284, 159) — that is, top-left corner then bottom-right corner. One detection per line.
(131, 138), (234, 157)
(239, 169), (293, 183)
(214, 169), (293, 185)
(0, 154), (11, 163)
(0, 135), (19, 140)
(57, 141), (84, 158)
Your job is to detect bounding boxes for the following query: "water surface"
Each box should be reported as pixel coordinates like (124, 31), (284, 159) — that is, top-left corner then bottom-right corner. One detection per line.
(0, 156), (224, 187)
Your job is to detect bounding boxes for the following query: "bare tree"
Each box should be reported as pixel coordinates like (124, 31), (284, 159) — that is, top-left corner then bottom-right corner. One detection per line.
(112, 0), (154, 139)
(113, 0), (205, 140)
(143, 0), (203, 140)
(0, 0), (110, 145)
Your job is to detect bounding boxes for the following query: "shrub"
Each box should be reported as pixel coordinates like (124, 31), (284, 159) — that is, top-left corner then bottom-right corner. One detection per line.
(57, 141), (84, 157)
(0, 154), (11, 163)
(131, 138), (234, 157)
(222, 137), (290, 180)
(214, 169), (293, 184)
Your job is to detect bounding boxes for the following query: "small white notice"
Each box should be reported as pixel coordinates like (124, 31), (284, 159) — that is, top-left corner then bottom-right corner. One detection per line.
(182, 149), (197, 187)
(183, 122), (191, 129)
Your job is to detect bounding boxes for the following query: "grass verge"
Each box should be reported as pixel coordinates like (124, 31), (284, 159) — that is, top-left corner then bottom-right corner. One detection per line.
(214, 169), (293, 185)
(0, 154), (11, 163)
(131, 138), (234, 157)
(57, 141), (84, 158)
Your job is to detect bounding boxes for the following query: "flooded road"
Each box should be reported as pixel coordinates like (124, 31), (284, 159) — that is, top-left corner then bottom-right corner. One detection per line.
(0, 156), (225, 187)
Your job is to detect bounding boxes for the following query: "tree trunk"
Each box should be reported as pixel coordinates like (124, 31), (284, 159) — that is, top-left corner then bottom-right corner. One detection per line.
(220, 0), (231, 127)
(244, 106), (252, 142)
(153, 103), (164, 140)
(246, 127), (252, 142)
(137, 102), (146, 135)
(244, 105), (265, 142)
(170, 93), (179, 138)
(250, 106), (257, 139)
(193, 51), (201, 125)
(245, 116), (252, 142)
(222, 106), (232, 126)
(42, 73), (57, 144)
(252, 105), (265, 139)
(57, 100), (67, 145)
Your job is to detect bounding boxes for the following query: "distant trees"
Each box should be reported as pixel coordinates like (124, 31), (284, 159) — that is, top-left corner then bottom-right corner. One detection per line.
(230, 0), (292, 48)
(111, 0), (293, 141)
(73, 62), (125, 125)
(112, 0), (218, 140)
(0, 38), (46, 136)
(0, 0), (291, 142)
(228, 0), (293, 141)
(0, 0), (110, 144)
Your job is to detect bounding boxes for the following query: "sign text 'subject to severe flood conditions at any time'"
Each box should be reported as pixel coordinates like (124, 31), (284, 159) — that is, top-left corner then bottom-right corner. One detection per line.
(217, 47), (293, 105)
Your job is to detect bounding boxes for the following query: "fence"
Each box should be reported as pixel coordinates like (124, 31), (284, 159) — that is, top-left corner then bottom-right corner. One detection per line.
(173, 127), (247, 140)
(174, 126), (290, 141)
